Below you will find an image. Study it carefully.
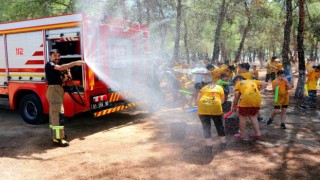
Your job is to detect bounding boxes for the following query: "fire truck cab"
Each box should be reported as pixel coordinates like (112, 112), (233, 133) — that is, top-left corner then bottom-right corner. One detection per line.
(0, 13), (150, 124)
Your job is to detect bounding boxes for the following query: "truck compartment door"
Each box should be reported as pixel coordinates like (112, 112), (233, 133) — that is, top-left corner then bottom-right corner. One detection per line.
(6, 31), (45, 82)
(0, 35), (7, 87)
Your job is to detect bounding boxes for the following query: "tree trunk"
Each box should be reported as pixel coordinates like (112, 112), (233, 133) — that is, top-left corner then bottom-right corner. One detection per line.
(242, 49), (245, 63)
(295, 0), (306, 98)
(315, 40), (319, 62)
(282, 0), (293, 67)
(120, 1), (128, 20)
(211, 0), (227, 63)
(136, 0), (143, 24)
(248, 46), (253, 63)
(157, 1), (168, 60)
(258, 47), (264, 68)
(310, 39), (315, 60)
(253, 49), (256, 63)
(146, 0), (153, 25)
(292, 29), (298, 72)
(282, 0), (293, 86)
(234, 1), (251, 63)
(183, 19), (190, 63)
(173, 0), (183, 61)
(192, 52), (196, 62)
(272, 45), (276, 57)
(220, 42), (228, 62)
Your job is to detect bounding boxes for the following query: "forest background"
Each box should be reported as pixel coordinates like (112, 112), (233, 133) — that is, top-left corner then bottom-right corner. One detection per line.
(0, 0), (319, 97)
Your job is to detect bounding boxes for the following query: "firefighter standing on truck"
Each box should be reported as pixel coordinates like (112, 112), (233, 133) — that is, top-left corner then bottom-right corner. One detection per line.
(45, 49), (84, 147)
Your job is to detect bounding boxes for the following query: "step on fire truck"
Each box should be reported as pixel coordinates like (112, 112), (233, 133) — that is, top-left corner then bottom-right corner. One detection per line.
(0, 13), (150, 124)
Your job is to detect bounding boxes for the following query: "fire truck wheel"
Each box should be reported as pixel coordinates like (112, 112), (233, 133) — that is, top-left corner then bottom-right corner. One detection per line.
(19, 94), (46, 125)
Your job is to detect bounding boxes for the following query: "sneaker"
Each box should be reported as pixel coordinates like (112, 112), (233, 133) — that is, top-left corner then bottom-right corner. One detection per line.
(52, 138), (69, 147)
(280, 123), (286, 129)
(299, 105), (307, 111)
(204, 146), (212, 154)
(257, 117), (264, 123)
(266, 118), (273, 125)
(220, 143), (227, 150)
(249, 134), (261, 141)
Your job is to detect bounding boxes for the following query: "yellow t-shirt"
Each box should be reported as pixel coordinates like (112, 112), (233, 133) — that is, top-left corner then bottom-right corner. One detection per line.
(234, 80), (262, 107)
(306, 61), (312, 70)
(274, 63), (283, 75)
(266, 61), (276, 74)
(210, 68), (221, 82)
(272, 79), (290, 105)
(221, 69), (234, 81)
(240, 72), (253, 80)
(220, 64), (228, 70)
(252, 70), (259, 79)
(179, 75), (188, 90)
(306, 69), (320, 90)
(198, 84), (225, 115)
(272, 79), (289, 96)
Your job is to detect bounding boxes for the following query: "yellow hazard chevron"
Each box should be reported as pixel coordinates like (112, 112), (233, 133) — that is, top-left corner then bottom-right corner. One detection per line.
(108, 93), (120, 102)
(94, 102), (142, 117)
(108, 92), (133, 103)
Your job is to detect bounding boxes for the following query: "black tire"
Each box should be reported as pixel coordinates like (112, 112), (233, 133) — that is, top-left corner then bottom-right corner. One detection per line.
(19, 94), (46, 125)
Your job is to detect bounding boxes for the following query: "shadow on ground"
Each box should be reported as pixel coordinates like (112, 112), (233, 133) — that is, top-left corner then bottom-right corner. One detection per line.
(0, 109), (149, 159)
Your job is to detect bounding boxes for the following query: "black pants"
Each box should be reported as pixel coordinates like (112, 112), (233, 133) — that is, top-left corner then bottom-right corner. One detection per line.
(198, 115), (226, 138)
(301, 90), (317, 108)
(265, 72), (276, 82)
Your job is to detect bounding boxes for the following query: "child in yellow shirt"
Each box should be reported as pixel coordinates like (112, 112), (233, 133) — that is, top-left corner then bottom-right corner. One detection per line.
(267, 70), (292, 129)
(252, 65), (259, 80)
(239, 63), (252, 80)
(197, 83), (227, 152)
(299, 65), (320, 110)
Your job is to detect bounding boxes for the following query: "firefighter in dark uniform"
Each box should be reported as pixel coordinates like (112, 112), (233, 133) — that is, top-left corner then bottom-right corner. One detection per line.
(45, 49), (84, 147)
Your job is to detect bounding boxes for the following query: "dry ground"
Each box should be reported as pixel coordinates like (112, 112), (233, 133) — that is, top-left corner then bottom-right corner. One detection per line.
(0, 69), (320, 180)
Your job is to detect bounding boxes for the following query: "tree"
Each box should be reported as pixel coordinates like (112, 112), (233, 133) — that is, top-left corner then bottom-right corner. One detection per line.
(173, 0), (183, 61)
(0, 0), (75, 22)
(282, 0), (293, 67)
(120, 0), (128, 20)
(295, 0), (306, 98)
(281, 0), (293, 85)
(136, 0), (143, 24)
(234, 1), (251, 63)
(211, 0), (228, 63)
(183, 18), (190, 63)
(156, 0), (170, 60)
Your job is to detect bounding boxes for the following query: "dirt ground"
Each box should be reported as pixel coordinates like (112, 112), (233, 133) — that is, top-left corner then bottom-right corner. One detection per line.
(0, 69), (320, 180)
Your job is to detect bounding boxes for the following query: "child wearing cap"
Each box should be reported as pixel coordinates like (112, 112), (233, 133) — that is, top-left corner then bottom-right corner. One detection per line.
(274, 59), (284, 76)
(267, 70), (292, 129)
(299, 65), (320, 110)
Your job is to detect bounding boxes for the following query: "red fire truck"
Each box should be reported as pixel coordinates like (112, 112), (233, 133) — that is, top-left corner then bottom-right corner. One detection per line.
(0, 13), (150, 124)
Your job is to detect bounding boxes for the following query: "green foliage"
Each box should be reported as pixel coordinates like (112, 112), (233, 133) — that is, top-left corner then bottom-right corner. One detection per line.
(0, 0), (318, 61)
(0, 0), (75, 22)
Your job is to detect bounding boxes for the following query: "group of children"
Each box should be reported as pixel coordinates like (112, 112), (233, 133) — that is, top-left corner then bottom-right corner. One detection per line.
(171, 57), (320, 152)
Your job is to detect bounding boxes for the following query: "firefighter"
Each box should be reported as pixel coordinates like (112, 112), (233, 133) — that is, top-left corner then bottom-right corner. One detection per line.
(45, 49), (84, 147)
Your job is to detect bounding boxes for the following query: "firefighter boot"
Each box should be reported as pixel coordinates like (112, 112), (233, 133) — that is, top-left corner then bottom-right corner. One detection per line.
(59, 113), (67, 139)
(52, 138), (69, 147)
(51, 125), (69, 147)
